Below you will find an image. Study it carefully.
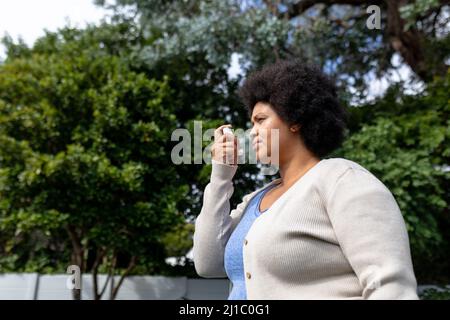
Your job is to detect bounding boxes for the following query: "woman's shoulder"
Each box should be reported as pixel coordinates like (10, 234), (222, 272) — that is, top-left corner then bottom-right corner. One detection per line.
(321, 157), (369, 172)
(316, 157), (390, 194)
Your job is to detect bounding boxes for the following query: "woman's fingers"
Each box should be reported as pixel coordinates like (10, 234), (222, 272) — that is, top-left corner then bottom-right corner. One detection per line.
(218, 139), (236, 147)
(212, 124), (238, 164)
(219, 134), (236, 142)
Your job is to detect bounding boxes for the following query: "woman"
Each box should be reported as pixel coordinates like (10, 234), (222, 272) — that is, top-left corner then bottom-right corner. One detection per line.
(192, 59), (418, 299)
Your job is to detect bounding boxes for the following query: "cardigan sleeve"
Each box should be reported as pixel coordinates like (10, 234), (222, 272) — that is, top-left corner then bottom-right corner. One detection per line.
(326, 167), (419, 299)
(193, 160), (253, 278)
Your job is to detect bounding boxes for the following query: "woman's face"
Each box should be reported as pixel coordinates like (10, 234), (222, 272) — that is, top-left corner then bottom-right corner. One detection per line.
(250, 102), (298, 165)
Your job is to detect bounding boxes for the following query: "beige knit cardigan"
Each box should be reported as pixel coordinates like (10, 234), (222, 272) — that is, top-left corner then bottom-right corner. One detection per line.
(193, 158), (419, 299)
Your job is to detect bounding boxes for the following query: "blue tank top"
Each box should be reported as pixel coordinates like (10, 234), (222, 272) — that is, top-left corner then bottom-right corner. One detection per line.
(224, 182), (280, 300)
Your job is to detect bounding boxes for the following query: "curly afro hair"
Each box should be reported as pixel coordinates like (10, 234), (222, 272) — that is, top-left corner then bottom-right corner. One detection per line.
(238, 59), (348, 158)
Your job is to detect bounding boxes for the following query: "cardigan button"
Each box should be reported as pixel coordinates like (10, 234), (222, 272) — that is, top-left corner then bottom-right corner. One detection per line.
(244, 239), (248, 245)
(246, 272), (251, 279)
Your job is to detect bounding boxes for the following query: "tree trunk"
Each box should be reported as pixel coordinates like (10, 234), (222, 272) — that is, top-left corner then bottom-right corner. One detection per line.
(93, 251), (117, 300)
(110, 256), (137, 300)
(92, 248), (105, 300)
(280, 0), (447, 82)
(385, 0), (429, 81)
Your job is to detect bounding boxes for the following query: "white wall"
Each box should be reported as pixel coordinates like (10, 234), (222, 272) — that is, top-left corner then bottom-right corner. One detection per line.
(1, 274), (440, 299)
(0, 274), (230, 300)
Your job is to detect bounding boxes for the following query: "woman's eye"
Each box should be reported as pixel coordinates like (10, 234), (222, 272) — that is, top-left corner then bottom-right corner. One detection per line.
(257, 118), (265, 123)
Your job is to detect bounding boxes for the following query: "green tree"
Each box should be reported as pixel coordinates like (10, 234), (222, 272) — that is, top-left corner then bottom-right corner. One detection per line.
(338, 70), (450, 283)
(0, 22), (189, 299)
(96, 0), (449, 97)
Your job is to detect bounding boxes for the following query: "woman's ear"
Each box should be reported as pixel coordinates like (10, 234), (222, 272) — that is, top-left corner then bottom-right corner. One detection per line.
(290, 124), (301, 133)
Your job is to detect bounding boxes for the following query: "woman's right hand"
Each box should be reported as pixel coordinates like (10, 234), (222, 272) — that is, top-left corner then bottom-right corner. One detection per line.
(211, 124), (238, 165)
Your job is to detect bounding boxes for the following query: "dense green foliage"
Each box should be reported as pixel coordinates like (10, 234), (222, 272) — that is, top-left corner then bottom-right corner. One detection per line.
(0, 23), (190, 298)
(338, 71), (450, 283)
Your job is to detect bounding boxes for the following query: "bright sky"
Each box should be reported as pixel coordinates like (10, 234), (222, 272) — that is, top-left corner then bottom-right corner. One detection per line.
(0, 0), (110, 59)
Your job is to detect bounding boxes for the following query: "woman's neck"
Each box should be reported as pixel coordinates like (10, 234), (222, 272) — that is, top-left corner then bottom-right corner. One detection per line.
(278, 152), (320, 188)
